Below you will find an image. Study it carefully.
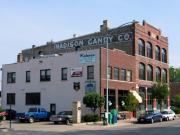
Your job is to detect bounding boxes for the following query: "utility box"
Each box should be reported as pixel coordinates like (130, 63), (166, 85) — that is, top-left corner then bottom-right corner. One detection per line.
(72, 101), (81, 123)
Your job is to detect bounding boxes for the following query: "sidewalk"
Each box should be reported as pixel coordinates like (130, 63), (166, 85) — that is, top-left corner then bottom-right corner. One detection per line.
(0, 118), (136, 132)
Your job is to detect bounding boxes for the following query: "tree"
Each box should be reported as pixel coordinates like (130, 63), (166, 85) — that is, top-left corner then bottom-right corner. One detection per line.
(175, 94), (180, 108)
(169, 67), (180, 82)
(83, 92), (105, 115)
(124, 93), (139, 112)
(152, 82), (170, 110)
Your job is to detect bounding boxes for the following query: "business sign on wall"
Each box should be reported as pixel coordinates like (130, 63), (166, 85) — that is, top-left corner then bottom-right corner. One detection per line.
(70, 67), (83, 77)
(54, 32), (132, 49)
(85, 80), (96, 93)
(80, 54), (96, 63)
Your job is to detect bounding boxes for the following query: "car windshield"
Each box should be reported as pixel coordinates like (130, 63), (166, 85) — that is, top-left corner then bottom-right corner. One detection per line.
(145, 111), (154, 115)
(161, 111), (168, 114)
(28, 108), (37, 112)
(58, 111), (66, 115)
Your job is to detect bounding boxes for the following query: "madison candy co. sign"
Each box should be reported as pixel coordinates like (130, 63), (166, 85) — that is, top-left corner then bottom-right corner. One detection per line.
(54, 32), (132, 49)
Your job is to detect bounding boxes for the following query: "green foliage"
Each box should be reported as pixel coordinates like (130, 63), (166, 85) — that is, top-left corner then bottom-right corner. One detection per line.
(175, 94), (180, 108)
(82, 114), (100, 122)
(83, 92), (104, 115)
(124, 93), (139, 112)
(152, 82), (169, 100)
(174, 108), (180, 114)
(0, 116), (3, 121)
(0, 107), (3, 112)
(169, 67), (180, 82)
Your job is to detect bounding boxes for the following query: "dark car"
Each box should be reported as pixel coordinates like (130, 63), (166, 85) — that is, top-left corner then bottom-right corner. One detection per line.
(50, 111), (72, 124)
(137, 110), (163, 124)
(5, 109), (17, 120)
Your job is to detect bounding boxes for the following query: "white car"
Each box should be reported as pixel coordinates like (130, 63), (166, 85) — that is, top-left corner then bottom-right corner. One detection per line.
(161, 109), (176, 121)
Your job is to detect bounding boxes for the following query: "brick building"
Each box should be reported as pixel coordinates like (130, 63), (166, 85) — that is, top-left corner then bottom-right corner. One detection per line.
(2, 20), (169, 114)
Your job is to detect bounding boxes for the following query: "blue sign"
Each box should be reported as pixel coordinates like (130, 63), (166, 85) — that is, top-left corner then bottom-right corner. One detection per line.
(80, 54), (96, 63)
(85, 81), (96, 93)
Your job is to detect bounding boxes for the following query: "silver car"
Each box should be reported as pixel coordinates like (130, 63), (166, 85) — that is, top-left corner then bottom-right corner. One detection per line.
(161, 109), (176, 121)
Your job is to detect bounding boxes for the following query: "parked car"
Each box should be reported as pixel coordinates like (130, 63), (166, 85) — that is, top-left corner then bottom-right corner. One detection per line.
(161, 109), (176, 121)
(4, 109), (17, 120)
(16, 107), (50, 123)
(0, 111), (8, 120)
(50, 111), (72, 124)
(137, 110), (163, 124)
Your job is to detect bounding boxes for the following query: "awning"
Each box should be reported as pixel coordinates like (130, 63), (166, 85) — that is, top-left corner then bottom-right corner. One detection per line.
(130, 90), (142, 103)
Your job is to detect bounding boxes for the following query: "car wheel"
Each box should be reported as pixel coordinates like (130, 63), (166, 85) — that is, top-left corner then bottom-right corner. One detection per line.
(160, 117), (162, 122)
(166, 117), (169, 121)
(29, 117), (34, 123)
(54, 121), (59, 124)
(151, 118), (154, 124)
(173, 117), (175, 120)
(66, 119), (70, 125)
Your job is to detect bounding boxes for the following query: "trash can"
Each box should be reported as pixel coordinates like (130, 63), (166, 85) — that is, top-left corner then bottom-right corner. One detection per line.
(108, 113), (113, 125)
(101, 112), (108, 125)
(111, 109), (118, 124)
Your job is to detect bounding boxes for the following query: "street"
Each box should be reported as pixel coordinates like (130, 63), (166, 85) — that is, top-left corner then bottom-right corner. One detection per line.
(0, 117), (180, 135)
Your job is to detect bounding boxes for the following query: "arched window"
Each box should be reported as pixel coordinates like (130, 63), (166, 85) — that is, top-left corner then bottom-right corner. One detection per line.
(162, 69), (167, 83)
(155, 45), (160, 61)
(147, 65), (153, 81)
(139, 63), (145, 80)
(147, 42), (153, 58)
(138, 39), (145, 56)
(162, 48), (167, 63)
(156, 67), (161, 82)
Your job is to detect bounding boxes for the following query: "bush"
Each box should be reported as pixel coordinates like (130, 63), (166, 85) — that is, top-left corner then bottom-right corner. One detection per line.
(174, 108), (180, 114)
(0, 116), (3, 122)
(82, 114), (100, 122)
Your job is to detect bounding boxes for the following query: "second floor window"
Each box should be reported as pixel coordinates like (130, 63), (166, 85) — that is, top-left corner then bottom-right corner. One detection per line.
(126, 70), (132, 82)
(40, 69), (51, 81)
(147, 65), (153, 81)
(120, 69), (126, 81)
(147, 42), (153, 58)
(155, 45), (161, 61)
(114, 67), (119, 80)
(156, 67), (161, 82)
(61, 68), (68, 80)
(87, 65), (94, 79)
(7, 72), (16, 83)
(26, 71), (31, 82)
(108, 66), (112, 79)
(162, 48), (167, 63)
(139, 63), (145, 80)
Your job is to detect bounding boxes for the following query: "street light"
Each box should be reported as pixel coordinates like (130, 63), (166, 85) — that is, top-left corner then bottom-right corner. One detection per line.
(105, 20), (138, 124)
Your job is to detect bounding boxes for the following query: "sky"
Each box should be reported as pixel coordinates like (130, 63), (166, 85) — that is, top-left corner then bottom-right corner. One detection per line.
(0, 0), (180, 74)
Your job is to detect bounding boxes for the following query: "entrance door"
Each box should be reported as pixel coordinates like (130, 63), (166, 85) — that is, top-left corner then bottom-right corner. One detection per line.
(50, 103), (56, 115)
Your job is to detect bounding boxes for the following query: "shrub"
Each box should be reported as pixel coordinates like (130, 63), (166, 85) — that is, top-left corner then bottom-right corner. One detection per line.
(174, 108), (180, 114)
(0, 116), (3, 121)
(82, 114), (100, 122)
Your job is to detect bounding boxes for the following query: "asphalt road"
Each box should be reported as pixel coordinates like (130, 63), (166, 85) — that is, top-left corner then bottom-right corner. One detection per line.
(1, 118), (180, 135)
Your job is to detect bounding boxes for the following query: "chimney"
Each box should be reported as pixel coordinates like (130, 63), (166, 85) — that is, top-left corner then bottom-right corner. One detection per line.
(100, 20), (109, 32)
(32, 45), (36, 59)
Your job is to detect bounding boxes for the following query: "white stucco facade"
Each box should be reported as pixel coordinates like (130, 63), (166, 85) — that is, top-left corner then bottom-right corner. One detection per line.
(1, 49), (100, 114)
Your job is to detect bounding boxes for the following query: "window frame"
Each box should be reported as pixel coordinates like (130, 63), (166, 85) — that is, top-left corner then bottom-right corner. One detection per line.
(25, 92), (41, 105)
(114, 67), (119, 80)
(61, 67), (68, 80)
(26, 71), (31, 82)
(7, 93), (15, 105)
(138, 39), (145, 56)
(120, 69), (126, 81)
(40, 69), (51, 81)
(139, 63), (146, 80)
(87, 65), (94, 80)
(7, 72), (16, 83)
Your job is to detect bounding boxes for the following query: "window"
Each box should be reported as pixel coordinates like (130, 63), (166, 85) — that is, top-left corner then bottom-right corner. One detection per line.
(87, 65), (94, 79)
(61, 68), (68, 80)
(126, 70), (132, 82)
(139, 63), (145, 80)
(7, 93), (15, 105)
(26, 71), (31, 82)
(7, 72), (16, 83)
(155, 45), (161, 61)
(147, 65), (153, 81)
(26, 93), (40, 105)
(120, 69), (126, 81)
(40, 69), (51, 81)
(138, 39), (145, 56)
(162, 48), (167, 63)
(114, 67), (119, 80)
(156, 67), (161, 82)
(162, 69), (167, 83)
(147, 42), (153, 58)
(108, 66), (112, 79)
